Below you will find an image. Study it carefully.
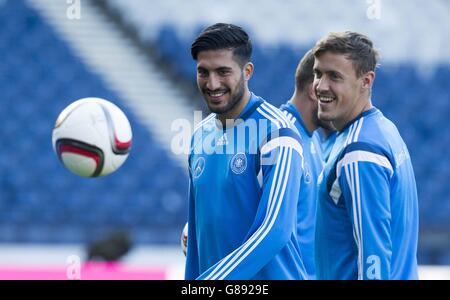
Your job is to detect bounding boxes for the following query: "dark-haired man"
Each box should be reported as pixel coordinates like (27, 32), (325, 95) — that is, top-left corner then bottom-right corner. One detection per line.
(313, 31), (419, 280)
(280, 49), (335, 279)
(185, 23), (307, 280)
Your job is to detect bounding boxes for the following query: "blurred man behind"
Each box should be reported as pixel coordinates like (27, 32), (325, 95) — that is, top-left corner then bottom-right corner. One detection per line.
(280, 49), (334, 279)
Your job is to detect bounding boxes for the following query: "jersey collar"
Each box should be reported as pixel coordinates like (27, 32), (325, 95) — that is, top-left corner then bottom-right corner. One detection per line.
(340, 107), (379, 133)
(280, 101), (313, 137)
(237, 92), (264, 121)
(217, 92), (264, 131)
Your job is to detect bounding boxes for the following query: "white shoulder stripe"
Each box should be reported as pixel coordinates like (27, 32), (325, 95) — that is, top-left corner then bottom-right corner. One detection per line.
(344, 123), (354, 146)
(261, 103), (287, 123)
(261, 136), (303, 157)
(281, 110), (296, 127)
(353, 117), (364, 143)
(337, 150), (393, 178)
(282, 110), (291, 121)
(194, 113), (215, 133)
(260, 103), (290, 128)
(286, 112), (296, 125)
(346, 120), (357, 146)
(257, 107), (281, 129)
(349, 119), (359, 144)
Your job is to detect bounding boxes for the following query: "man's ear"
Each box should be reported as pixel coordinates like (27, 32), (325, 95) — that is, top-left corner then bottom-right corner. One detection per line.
(307, 82), (317, 102)
(244, 62), (254, 81)
(361, 71), (375, 92)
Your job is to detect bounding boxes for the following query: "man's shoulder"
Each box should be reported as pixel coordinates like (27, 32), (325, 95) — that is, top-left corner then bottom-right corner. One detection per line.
(342, 110), (395, 153)
(349, 113), (410, 174)
(336, 138), (395, 179)
(192, 113), (216, 136)
(254, 101), (293, 130)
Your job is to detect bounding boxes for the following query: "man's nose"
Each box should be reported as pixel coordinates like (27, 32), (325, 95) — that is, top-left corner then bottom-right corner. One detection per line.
(315, 77), (330, 93)
(206, 73), (221, 91)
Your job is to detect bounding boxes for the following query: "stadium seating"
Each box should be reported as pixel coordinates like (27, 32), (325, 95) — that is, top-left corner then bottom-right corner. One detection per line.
(0, 0), (188, 244)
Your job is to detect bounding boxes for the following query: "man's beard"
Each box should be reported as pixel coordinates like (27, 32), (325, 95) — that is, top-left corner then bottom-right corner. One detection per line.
(314, 105), (335, 131)
(206, 74), (245, 116)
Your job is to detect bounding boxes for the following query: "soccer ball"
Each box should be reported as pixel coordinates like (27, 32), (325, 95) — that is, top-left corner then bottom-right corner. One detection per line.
(181, 222), (188, 256)
(52, 97), (132, 177)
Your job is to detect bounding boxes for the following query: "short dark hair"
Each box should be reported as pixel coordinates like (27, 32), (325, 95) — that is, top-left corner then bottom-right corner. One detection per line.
(313, 31), (379, 77)
(191, 23), (252, 66)
(295, 49), (315, 92)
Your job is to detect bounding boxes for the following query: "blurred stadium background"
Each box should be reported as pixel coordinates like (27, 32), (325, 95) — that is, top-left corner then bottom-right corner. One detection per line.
(0, 0), (449, 279)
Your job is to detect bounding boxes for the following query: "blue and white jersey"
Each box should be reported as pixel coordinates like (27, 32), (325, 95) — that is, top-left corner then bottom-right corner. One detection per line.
(280, 102), (325, 279)
(315, 128), (337, 162)
(185, 93), (307, 280)
(315, 107), (419, 280)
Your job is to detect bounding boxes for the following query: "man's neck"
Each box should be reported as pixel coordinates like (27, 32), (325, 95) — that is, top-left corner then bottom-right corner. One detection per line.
(290, 92), (316, 134)
(335, 99), (372, 132)
(217, 90), (251, 125)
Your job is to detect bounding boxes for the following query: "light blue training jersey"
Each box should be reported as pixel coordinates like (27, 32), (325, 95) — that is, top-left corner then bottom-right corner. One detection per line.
(315, 128), (337, 162)
(280, 101), (325, 279)
(315, 107), (419, 280)
(185, 93), (308, 280)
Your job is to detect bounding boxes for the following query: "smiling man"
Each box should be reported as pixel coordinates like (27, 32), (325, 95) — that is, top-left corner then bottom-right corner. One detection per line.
(185, 23), (307, 280)
(313, 32), (419, 280)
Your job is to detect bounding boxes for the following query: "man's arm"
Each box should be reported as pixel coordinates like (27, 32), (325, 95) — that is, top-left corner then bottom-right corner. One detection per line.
(185, 175), (200, 279)
(197, 129), (303, 280)
(338, 142), (394, 280)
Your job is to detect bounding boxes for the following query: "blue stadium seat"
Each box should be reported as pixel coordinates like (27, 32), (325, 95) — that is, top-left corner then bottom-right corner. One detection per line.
(0, 0), (187, 244)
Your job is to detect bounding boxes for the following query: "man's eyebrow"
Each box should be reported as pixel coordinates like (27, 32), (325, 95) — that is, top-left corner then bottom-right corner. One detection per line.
(197, 66), (232, 71)
(327, 70), (343, 76)
(216, 66), (233, 71)
(314, 68), (344, 77)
